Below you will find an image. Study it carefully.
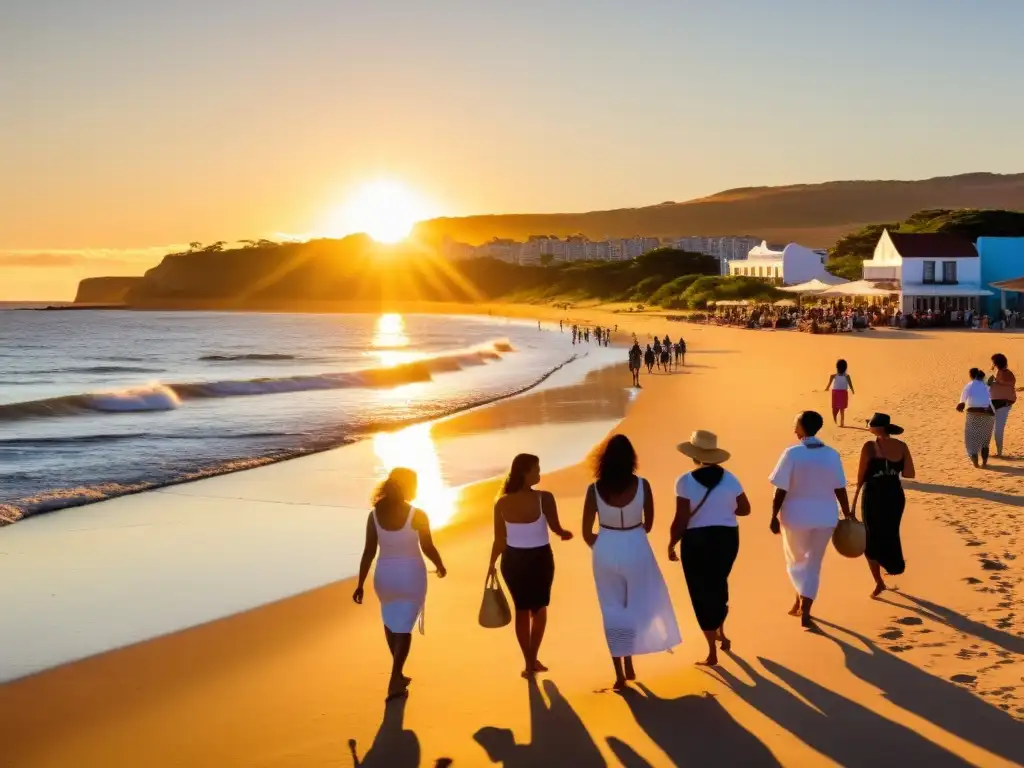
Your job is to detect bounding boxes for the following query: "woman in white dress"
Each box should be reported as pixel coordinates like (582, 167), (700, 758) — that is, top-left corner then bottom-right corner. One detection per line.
(582, 435), (681, 690)
(353, 467), (447, 701)
(668, 431), (750, 666)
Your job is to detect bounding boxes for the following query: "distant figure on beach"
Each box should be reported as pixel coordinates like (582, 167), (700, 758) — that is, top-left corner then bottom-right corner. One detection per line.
(353, 467), (447, 702)
(957, 368), (995, 467)
(769, 411), (852, 629)
(669, 430), (750, 666)
(988, 353), (1016, 457)
(644, 344), (655, 374)
(659, 343), (671, 371)
(652, 337), (663, 370)
(855, 414), (915, 597)
(675, 337), (686, 366)
(826, 359), (855, 427)
(628, 342), (643, 387)
(582, 435), (681, 690)
(488, 454), (573, 677)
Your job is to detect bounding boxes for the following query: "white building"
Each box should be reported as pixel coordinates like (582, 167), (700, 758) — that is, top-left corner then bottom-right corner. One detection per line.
(727, 241), (831, 285)
(862, 230), (990, 313)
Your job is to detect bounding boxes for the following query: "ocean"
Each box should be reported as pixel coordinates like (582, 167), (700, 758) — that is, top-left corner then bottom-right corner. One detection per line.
(0, 309), (617, 522)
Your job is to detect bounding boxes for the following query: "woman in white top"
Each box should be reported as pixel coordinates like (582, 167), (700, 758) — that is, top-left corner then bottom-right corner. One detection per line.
(582, 435), (681, 690)
(825, 358), (855, 428)
(669, 431), (750, 666)
(353, 467), (447, 702)
(487, 454), (573, 678)
(957, 367), (996, 467)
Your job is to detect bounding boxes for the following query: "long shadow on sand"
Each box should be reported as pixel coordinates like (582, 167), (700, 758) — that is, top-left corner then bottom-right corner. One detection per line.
(815, 620), (1024, 763)
(348, 696), (420, 767)
(474, 678), (605, 767)
(608, 683), (780, 766)
(711, 652), (974, 766)
(877, 592), (1024, 655)
(904, 480), (1024, 507)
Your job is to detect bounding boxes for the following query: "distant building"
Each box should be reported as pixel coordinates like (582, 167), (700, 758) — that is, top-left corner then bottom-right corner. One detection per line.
(728, 241), (830, 285)
(977, 236), (1024, 315)
(675, 235), (760, 275)
(863, 230), (991, 313)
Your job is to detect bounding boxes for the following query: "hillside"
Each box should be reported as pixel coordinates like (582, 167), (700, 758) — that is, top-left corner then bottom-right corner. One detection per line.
(74, 277), (141, 304)
(414, 172), (1024, 247)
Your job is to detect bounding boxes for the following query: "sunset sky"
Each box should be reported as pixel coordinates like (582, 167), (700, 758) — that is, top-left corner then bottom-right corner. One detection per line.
(3, 0), (1024, 299)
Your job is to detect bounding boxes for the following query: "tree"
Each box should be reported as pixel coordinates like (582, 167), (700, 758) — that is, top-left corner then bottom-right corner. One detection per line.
(202, 241), (226, 253)
(188, 241), (203, 252)
(539, 254), (554, 267)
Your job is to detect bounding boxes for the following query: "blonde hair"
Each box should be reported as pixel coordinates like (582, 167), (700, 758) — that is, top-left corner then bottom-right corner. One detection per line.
(373, 467), (417, 514)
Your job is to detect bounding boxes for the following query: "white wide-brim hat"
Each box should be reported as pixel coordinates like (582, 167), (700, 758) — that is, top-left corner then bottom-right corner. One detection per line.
(677, 430), (731, 464)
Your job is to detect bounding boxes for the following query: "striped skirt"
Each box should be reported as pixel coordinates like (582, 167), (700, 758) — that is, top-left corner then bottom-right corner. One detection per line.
(964, 411), (995, 457)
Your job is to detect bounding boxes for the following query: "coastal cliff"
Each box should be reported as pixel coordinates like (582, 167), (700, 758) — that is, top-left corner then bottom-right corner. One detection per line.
(74, 277), (141, 304)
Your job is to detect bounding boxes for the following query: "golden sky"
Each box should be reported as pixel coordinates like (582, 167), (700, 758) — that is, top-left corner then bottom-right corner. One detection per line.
(3, 2), (1023, 299)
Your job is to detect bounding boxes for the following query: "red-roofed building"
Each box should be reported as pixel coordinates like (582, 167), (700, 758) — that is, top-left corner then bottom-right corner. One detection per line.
(862, 229), (992, 313)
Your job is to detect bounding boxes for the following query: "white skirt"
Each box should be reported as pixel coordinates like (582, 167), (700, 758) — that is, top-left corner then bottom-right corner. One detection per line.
(592, 527), (682, 657)
(781, 525), (834, 600)
(373, 556), (427, 634)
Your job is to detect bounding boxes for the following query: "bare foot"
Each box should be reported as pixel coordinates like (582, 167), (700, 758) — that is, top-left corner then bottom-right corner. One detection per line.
(801, 615), (818, 631)
(521, 669), (535, 679)
(788, 598), (801, 617)
(718, 635), (732, 652)
(625, 666), (636, 682)
(612, 677), (628, 692)
(386, 683), (409, 702)
(533, 661), (548, 673)
(697, 653), (719, 667)
(871, 583), (886, 598)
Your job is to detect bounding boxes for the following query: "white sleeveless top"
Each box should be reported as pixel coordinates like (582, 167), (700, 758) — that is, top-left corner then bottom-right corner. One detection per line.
(832, 373), (849, 391)
(505, 493), (550, 549)
(374, 506), (422, 560)
(594, 478), (645, 530)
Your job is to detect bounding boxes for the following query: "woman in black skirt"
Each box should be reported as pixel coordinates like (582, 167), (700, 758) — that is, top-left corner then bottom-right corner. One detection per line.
(487, 454), (573, 677)
(856, 414), (916, 597)
(668, 431), (750, 666)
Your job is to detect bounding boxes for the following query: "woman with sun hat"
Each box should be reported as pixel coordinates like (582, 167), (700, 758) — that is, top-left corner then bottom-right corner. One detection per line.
(669, 430), (751, 666)
(855, 413), (916, 597)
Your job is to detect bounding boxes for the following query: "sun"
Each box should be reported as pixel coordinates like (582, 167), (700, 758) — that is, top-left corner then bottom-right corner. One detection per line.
(323, 180), (433, 244)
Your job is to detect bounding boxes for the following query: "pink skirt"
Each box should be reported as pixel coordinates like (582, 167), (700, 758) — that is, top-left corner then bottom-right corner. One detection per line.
(831, 389), (849, 410)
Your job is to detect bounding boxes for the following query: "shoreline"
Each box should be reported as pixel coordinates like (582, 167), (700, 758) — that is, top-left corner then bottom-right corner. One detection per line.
(2, 306), (1022, 766)
(0, 340), (618, 526)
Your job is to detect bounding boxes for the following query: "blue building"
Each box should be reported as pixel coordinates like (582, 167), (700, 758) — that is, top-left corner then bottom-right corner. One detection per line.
(977, 237), (1024, 316)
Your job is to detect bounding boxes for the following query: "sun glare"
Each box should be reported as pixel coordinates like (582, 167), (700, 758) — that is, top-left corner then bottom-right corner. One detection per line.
(373, 423), (457, 528)
(323, 180), (432, 243)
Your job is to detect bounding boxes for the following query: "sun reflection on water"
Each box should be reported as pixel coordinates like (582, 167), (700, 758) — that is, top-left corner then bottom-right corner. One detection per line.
(371, 313), (410, 368)
(373, 422), (457, 528)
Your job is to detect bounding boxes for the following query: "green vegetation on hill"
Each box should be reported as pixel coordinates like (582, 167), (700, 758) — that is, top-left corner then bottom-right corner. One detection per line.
(83, 239), (780, 310)
(826, 208), (1024, 280)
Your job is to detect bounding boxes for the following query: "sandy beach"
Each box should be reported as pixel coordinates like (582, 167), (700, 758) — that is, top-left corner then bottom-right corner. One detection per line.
(1, 307), (1022, 767)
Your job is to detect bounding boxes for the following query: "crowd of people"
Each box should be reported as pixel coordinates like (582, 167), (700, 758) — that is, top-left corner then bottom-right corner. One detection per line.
(562, 321), (612, 347)
(695, 301), (1023, 335)
(351, 342), (1016, 702)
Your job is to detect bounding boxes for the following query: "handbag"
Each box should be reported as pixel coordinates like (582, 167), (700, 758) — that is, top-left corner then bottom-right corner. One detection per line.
(478, 571), (512, 629)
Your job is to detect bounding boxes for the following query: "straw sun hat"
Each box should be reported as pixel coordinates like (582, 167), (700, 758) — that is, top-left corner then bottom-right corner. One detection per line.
(677, 430), (730, 465)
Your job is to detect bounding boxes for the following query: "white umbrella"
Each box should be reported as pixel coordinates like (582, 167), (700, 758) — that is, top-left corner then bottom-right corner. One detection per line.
(992, 276), (1024, 292)
(779, 276), (849, 294)
(818, 280), (897, 298)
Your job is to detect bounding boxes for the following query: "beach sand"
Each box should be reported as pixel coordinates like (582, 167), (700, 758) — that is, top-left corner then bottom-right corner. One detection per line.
(1, 309), (1022, 767)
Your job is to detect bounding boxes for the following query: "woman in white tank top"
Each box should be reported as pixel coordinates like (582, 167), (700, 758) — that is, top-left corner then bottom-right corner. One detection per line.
(488, 454), (573, 678)
(825, 358), (855, 427)
(582, 435), (681, 690)
(353, 468), (447, 701)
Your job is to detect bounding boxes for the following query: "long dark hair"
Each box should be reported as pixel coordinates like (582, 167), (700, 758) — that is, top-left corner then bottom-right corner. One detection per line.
(992, 353), (1008, 370)
(502, 453), (539, 496)
(594, 434), (637, 494)
(373, 467), (417, 517)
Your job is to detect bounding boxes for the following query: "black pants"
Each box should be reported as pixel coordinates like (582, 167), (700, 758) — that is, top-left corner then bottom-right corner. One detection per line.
(681, 526), (740, 631)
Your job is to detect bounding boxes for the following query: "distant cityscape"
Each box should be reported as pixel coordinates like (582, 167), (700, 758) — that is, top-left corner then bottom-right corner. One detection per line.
(441, 234), (766, 275)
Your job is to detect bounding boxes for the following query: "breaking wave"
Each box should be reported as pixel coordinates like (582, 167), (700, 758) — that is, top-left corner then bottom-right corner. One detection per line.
(0, 339), (516, 422)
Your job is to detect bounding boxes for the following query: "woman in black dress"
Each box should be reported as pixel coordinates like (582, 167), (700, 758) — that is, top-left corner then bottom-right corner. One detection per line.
(855, 413), (916, 597)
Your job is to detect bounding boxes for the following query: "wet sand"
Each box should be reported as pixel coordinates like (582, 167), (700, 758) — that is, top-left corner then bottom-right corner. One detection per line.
(1, 311), (1022, 767)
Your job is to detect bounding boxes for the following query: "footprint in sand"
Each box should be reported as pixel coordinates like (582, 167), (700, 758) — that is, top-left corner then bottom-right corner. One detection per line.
(981, 559), (1008, 571)
(963, 576), (983, 584)
(895, 616), (924, 626)
(951, 674), (978, 685)
(879, 629), (904, 640)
